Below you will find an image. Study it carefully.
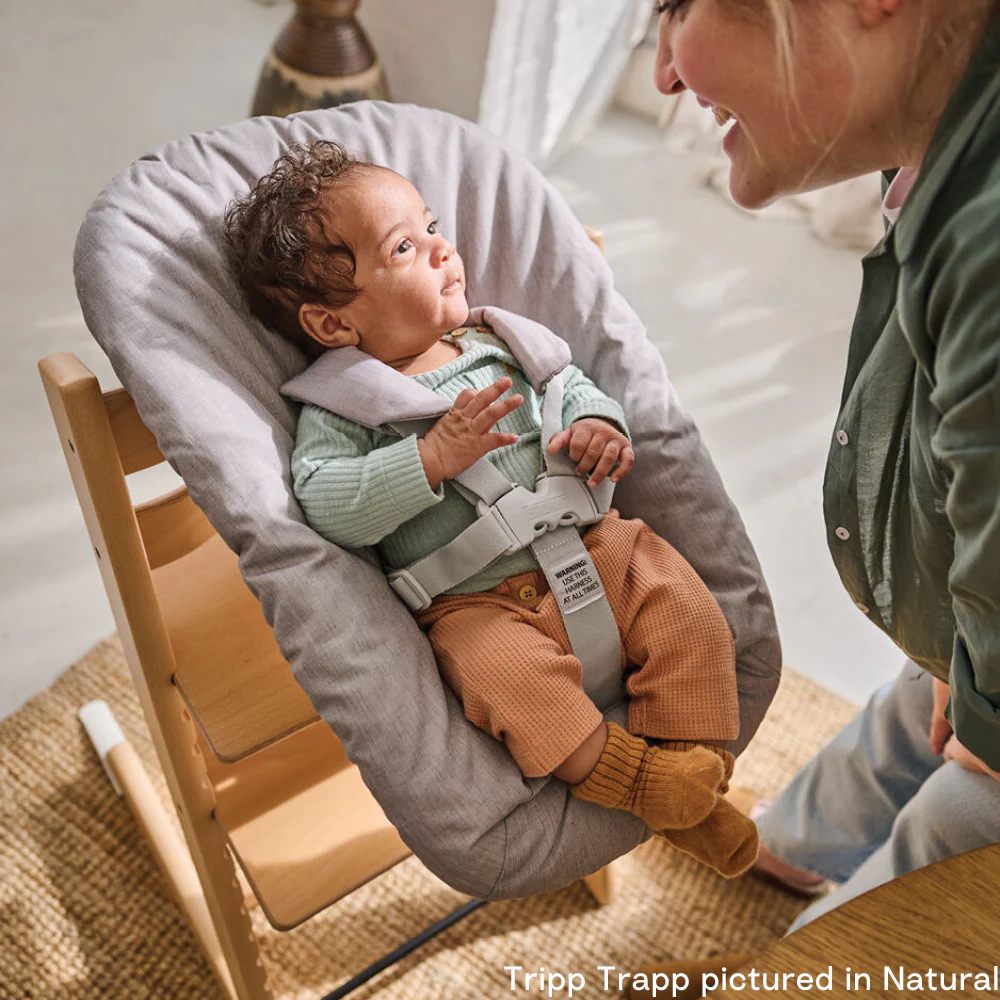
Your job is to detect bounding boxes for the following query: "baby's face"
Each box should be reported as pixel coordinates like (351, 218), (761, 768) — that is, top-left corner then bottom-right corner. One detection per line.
(315, 168), (468, 365)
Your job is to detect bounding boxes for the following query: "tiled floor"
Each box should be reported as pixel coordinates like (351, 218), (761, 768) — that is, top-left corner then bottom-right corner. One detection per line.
(0, 0), (901, 720)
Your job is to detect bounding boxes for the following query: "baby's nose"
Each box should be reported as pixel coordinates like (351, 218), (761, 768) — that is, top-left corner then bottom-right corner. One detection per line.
(432, 241), (454, 266)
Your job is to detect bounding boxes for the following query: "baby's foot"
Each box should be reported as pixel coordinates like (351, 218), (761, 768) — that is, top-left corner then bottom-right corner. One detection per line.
(571, 723), (726, 830)
(659, 797), (760, 878)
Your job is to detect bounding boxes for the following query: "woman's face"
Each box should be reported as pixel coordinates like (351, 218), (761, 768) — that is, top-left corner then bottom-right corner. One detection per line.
(655, 0), (901, 208)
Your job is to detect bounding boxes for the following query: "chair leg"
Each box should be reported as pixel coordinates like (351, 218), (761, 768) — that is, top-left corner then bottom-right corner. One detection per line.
(582, 861), (618, 905)
(104, 741), (240, 999)
(82, 697), (273, 1000)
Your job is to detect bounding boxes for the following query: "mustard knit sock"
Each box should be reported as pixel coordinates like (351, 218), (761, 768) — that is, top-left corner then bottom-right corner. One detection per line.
(570, 723), (727, 830)
(659, 796), (760, 878)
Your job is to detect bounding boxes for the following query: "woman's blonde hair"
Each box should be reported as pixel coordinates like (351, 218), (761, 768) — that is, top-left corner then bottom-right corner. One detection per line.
(760, 0), (794, 84)
(749, 0), (999, 89)
(739, 0), (998, 163)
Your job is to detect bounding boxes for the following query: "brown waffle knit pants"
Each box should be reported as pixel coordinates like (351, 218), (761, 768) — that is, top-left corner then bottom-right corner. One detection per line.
(415, 511), (739, 777)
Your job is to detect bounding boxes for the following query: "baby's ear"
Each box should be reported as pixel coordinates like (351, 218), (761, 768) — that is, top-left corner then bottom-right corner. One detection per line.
(298, 302), (360, 349)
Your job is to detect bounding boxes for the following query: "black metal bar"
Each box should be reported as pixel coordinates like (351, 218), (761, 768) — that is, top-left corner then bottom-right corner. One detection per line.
(320, 898), (488, 1000)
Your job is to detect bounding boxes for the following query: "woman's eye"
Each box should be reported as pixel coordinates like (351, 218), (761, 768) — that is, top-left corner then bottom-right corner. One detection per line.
(394, 238), (413, 256)
(655, 0), (690, 21)
(427, 219), (440, 235)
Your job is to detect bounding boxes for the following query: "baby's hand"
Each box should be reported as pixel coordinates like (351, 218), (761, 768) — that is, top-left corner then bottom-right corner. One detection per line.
(419, 377), (523, 489)
(547, 417), (634, 487)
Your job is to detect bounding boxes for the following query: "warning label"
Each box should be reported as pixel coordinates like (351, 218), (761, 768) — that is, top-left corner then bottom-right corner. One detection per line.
(549, 554), (606, 613)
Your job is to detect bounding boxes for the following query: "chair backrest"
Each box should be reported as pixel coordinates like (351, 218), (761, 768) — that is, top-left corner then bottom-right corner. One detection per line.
(38, 353), (320, 761)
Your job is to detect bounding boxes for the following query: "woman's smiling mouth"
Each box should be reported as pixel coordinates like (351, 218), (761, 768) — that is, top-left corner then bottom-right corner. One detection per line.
(696, 95), (736, 126)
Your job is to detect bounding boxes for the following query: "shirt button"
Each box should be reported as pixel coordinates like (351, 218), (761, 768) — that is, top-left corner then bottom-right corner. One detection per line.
(856, 601), (870, 614)
(835, 526), (851, 541)
(450, 328), (466, 338)
(519, 585), (538, 601)
(836, 430), (850, 446)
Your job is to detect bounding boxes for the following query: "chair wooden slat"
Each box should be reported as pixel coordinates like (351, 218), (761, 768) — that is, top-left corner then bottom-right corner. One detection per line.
(136, 486), (217, 570)
(155, 533), (320, 760)
(104, 387), (164, 475)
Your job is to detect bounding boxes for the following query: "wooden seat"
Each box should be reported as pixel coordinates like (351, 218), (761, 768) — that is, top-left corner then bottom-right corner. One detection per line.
(210, 721), (409, 931)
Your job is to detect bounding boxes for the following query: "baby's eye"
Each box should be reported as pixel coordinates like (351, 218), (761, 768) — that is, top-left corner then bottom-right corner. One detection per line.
(427, 219), (440, 235)
(393, 238), (414, 256)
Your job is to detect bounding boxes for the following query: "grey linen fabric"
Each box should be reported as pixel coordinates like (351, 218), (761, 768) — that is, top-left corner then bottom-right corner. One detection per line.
(73, 102), (781, 899)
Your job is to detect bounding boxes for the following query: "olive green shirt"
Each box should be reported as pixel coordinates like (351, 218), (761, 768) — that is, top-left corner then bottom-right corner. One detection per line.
(824, 17), (1000, 768)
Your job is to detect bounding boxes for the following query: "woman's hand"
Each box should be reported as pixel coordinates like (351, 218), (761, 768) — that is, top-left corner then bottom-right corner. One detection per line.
(547, 417), (635, 487)
(942, 734), (1000, 781)
(929, 677), (953, 755)
(418, 377), (523, 490)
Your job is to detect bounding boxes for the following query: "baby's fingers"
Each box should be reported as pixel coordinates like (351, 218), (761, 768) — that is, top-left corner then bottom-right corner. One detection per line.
(611, 445), (635, 482)
(481, 432), (520, 454)
(574, 434), (606, 477)
(547, 429), (570, 453)
(462, 377), (514, 416)
(472, 393), (523, 433)
(587, 441), (621, 487)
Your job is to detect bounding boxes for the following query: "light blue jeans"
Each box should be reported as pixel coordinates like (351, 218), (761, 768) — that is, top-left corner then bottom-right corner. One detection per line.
(757, 660), (1000, 935)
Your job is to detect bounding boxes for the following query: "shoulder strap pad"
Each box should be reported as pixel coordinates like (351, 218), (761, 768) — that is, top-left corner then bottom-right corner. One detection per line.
(468, 306), (571, 390)
(280, 306), (572, 428)
(280, 346), (449, 429)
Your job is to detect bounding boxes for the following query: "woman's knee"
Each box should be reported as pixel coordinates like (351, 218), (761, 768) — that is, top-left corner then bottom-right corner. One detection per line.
(887, 762), (1000, 873)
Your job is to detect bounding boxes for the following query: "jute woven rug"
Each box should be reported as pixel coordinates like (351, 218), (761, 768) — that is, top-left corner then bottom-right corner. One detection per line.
(1, 636), (856, 1000)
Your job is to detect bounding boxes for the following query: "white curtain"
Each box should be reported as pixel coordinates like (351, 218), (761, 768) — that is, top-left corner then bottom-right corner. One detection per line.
(360, 0), (649, 168)
(480, 0), (649, 165)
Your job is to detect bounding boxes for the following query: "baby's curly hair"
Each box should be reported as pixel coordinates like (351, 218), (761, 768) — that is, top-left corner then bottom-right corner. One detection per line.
(224, 140), (374, 356)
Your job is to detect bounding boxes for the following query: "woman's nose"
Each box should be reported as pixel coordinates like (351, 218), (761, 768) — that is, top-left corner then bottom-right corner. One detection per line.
(654, 20), (687, 96)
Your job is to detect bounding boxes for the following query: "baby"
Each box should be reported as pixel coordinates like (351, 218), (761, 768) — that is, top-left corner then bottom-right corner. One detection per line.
(225, 140), (757, 876)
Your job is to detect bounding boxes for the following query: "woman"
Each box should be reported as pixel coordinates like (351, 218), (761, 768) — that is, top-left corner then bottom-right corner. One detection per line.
(638, 0), (1000, 983)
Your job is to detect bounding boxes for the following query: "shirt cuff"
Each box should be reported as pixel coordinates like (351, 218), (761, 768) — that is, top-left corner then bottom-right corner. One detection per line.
(377, 433), (445, 520)
(948, 637), (1000, 772)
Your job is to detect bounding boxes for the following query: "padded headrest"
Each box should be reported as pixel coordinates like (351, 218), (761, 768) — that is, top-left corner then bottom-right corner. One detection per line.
(74, 102), (780, 898)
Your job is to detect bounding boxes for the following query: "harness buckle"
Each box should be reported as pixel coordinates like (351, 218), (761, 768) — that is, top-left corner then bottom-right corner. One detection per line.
(478, 477), (606, 556)
(388, 569), (434, 611)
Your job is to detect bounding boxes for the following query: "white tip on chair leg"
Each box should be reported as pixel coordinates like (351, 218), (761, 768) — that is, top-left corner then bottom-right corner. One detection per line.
(79, 700), (126, 796)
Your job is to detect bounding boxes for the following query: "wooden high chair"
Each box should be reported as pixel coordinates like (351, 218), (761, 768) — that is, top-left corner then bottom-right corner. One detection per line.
(38, 281), (615, 999)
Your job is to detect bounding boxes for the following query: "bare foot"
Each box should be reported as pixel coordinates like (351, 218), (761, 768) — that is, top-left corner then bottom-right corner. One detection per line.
(727, 790), (827, 896)
(754, 843), (827, 895)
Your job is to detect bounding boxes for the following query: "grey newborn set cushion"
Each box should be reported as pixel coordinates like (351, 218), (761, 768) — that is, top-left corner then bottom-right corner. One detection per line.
(74, 102), (781, 899)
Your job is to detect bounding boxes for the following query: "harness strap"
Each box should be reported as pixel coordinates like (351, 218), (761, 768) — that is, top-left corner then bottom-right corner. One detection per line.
(387, 512), (523, 612)
(387, 372), (623, 709)
(530, 529), (624, 711)
(539, 371), (578, 479)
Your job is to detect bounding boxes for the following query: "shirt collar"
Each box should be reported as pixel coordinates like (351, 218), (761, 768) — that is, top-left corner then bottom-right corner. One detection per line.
(882, 166), (920, 226)
(894, 14), (1000, 261)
